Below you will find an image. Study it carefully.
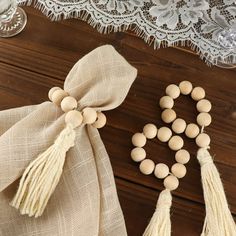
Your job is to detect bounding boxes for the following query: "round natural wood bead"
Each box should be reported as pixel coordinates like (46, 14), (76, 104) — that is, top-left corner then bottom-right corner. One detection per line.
(48, 87), (61, 101)
(166, 84), (180, 99)
(168, 135), (184, 151)
(51, 89), (68, 106)
(65, 110), (83, 129)
(61, 96), (78, 112)
(161, 109), (176, 123)
(82, 107), (97, 124)
(139, 159), (155, 175)
(92, 112), (106, 129)
(157, 127), (172, 142)
(164, 175), (179, 191)
(159, 96), (174, 109)
(131, 147), (146, 162)
(143, 124), (158, 139)
(191, 87), (205, 101)
(185, 123), (200, 139)
(197, 112), (212, 127)
(132, 133), (147, 147)
(175, 149), (190, 164)
(171, 118), (186, 134)
(171, 163), (187, 179)
(179, 81), (193, 95)
(196, 133), (211, 148)
(196, 99), (212, 113)
(154, 163), (169, 179)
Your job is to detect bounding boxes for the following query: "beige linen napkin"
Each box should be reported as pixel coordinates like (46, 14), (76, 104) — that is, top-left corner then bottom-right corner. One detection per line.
(0, 45), (137, 236)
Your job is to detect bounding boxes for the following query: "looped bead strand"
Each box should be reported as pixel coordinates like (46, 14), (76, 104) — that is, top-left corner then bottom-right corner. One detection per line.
(48, 87), (107, 129)
(131, 81), (212, 192)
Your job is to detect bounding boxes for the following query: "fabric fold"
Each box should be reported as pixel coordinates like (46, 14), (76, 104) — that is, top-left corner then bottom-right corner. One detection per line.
(0, 45), (137, 236)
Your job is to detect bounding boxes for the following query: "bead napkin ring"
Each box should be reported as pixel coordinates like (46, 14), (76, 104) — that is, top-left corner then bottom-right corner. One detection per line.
(10, 86), (107, 218)
(131, 81), (236, 236)
(48, 86), (107, 128)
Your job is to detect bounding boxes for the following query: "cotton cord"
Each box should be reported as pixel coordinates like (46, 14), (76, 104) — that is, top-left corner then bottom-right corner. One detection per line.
(143, 189), (172, 236)
(11, 125), (76, 217)
(197, 148), (236, 236)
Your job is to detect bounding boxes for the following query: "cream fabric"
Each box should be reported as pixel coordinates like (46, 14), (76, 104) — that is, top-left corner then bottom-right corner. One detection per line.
(0, 45), (137, 236)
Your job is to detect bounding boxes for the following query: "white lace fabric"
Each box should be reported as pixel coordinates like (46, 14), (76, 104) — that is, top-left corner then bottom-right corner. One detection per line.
(18, 0), (236, 65)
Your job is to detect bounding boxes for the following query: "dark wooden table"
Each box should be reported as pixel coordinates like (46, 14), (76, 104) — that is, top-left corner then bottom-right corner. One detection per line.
(0, 7), (236, 236)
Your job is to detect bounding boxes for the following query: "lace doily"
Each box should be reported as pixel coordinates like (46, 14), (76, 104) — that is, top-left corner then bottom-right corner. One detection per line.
(19, 0), (236, 65)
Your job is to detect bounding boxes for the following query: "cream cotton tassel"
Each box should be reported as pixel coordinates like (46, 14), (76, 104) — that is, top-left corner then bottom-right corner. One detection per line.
(143, 189), (172, 236)
(197, 148), (236, 236)
(11, 125), (76, 218)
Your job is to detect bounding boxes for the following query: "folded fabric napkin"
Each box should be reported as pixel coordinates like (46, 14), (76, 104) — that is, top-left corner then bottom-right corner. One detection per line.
(0, 45), (137, 236)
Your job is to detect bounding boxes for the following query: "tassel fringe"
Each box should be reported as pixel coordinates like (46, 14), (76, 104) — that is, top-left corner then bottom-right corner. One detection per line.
(10, 125), (76, 217)
(143, 189), (172, 236)
(197, 148), (236, 236)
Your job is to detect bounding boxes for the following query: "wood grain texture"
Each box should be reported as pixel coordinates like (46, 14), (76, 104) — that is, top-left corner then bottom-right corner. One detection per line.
(0, 6), (235, 235)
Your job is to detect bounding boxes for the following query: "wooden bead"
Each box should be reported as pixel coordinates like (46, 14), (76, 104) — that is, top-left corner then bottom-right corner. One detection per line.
(131, 147), (146, 162)
(65, 110), (83, 128)
(61, 96), (78, 112)
(175, 149), (190, 164)
(185, 123), (200, 138)
(154, 163), (169, 179)
(82, 107), (97, 124)
(139, 159), (155, 175)
(171, 163), (187, 178)
(197, 112), (212, 127)
(164, 175), (179, 191)
(191, 87), (205, 101)
(92, 112), (106, 129)
(48, 87), (61, 101)
(171, 118), (186, 134)
(179, 81), (193, 95)
(161, 109), (176, 123)
(51, 89), (68, 105)
(143, 124), (158, 139)
(197, 99), (212, 113)
(159, 96), (174, 109)
(157, 127), (172, 142)
(168, 135), (184, 151)
(196, 133), (211, 148)
(165, 84), (180, 99)
(132, 133), (147, 147)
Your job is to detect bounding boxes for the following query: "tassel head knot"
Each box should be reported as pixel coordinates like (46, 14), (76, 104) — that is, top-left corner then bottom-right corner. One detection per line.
(54, 125), (76, 152)
(197, 148), (213, 166)
(156, 189), (172, 210)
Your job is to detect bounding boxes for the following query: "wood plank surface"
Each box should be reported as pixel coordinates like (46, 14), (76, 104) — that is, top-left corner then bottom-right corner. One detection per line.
(0, 6), (235, 236)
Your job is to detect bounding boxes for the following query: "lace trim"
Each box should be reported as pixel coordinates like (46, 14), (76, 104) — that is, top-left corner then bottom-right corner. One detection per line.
(18, 0), (236, 65)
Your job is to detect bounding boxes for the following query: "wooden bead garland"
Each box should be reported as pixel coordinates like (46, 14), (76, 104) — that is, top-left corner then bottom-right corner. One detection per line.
(131, 81), (212, 193)
(61, 96), (78, 112)
(139, 159), (155, 175)
(161, 108), (176, 123)
(165, 84), (180, 99)
(154, 163), (169, 179)
(51, 89), (68, 105)
(179, 81), (193, 95)
(48, 86), (106, 129)
(175, 149), (190, 164)
(159, 96), (174, 109)
(133, 83), (236, 236)
(143, 124), (158, 139)
(132, 133), (146, 147)
(171, 118), (186, 134)
(92, 112), (107, 129)
(131, 147), (146, 162)
(185, 123), (200, 138)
